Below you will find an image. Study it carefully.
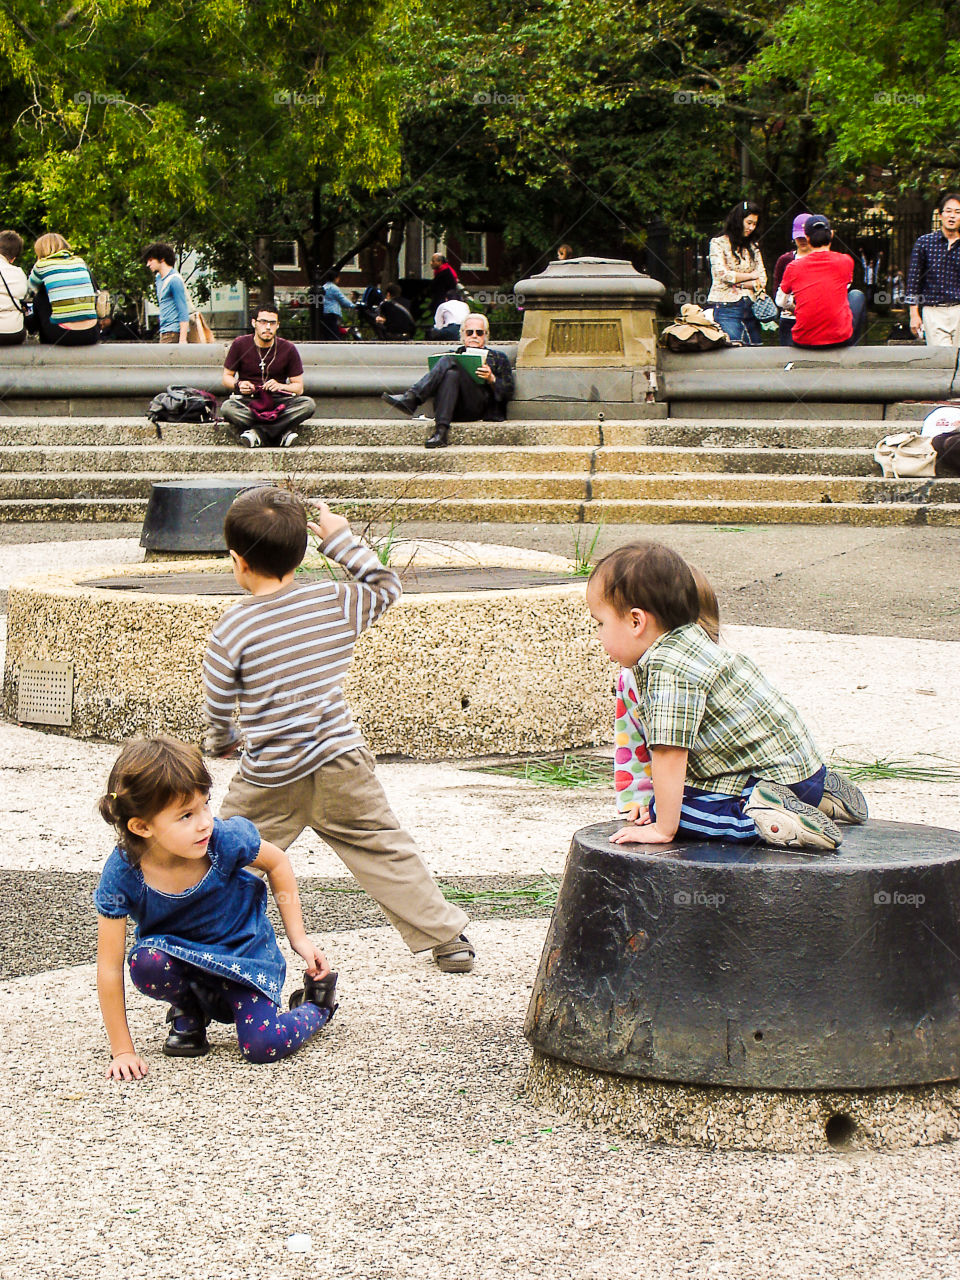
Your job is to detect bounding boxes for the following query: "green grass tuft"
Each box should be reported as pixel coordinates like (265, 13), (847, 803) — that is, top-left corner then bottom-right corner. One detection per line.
(830, 754), (960, 784)
(474, 752), (609, 788)
(571, 523), (603, 576)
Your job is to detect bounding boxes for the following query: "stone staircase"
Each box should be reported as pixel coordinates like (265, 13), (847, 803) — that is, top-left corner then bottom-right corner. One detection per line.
(0, 415), (958, 526)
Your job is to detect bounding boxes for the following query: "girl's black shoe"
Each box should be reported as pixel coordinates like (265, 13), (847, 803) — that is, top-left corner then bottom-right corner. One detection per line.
(162, 1003), (211, 1057)
(289, 971), (339, 1021)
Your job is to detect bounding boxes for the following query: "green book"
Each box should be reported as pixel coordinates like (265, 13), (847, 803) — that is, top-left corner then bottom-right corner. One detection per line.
(427, 351), (484, 385)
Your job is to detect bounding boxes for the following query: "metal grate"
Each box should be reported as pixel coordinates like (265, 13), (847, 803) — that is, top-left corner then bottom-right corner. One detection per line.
(547, 319), (624, 356)
(17, 660), (74, 727)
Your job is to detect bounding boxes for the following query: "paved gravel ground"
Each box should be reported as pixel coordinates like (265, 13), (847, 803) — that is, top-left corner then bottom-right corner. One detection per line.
(1, 923), (960, 1280)
(0, 523), (958, 1276)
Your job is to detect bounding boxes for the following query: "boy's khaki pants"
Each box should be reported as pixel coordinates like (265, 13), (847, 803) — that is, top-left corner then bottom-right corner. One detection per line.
(219, 746), (468, 954)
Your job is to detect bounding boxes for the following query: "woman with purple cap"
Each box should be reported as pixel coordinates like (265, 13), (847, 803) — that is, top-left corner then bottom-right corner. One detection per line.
(772, 214), (816, 346)
(706, 200), (766, 345)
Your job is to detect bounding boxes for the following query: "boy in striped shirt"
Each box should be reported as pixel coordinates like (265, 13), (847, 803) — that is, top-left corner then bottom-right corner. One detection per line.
(203, 487), (474, 973)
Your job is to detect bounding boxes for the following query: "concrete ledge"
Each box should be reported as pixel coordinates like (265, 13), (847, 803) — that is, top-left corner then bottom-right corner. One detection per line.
(660, 345), (960, 402)
(0, 342), (517, 401)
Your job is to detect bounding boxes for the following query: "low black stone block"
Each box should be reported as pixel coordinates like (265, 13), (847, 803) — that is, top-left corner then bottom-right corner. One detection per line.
(524, 820), (960, 1089)
(140, 478), (259, 553)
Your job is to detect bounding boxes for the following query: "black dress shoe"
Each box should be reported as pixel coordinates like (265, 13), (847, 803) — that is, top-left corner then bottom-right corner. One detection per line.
(382, 391), (418, 415)
(424, 424), (449, 448)
(289, 970), (339, 1021)
(162, 1004), (211, 1057)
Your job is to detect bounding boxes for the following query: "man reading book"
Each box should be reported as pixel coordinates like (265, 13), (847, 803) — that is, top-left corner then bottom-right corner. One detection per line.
(381, 311), (515, 448)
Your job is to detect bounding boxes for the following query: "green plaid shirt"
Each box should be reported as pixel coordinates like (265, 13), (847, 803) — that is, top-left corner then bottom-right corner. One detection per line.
(632, 623), (822, 795)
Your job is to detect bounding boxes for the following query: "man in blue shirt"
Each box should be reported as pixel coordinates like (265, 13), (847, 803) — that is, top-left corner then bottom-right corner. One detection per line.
(906, 193), (960, 346)
(143, 242), (191, 344)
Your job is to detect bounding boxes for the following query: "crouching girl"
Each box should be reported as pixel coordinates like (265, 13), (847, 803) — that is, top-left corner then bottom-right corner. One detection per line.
(95, 736), (337, 1081)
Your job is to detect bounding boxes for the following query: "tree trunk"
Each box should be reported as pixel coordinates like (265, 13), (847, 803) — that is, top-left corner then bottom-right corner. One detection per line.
(255, 235), (275, 311)
(382, 218), (405, 286)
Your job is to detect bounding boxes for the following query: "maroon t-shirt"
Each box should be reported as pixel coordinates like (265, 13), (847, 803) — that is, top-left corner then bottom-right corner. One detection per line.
(781, 251), (855, 345)
(224, 335), (304, 389)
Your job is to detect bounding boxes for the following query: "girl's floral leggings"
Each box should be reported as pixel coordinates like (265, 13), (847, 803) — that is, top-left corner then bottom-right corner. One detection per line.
(129, 945), (331, 1063)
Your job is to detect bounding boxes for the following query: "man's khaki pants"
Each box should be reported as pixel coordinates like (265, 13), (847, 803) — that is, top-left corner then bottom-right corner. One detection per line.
(219, 747), (468, 953)
(922, 304), (960, 346)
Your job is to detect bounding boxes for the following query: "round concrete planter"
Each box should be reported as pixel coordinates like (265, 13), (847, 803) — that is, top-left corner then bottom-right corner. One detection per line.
(2, 540), (613, 758)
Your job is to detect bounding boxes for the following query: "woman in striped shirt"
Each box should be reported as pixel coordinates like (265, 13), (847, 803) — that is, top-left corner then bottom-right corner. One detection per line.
(27, 232), (99, 346)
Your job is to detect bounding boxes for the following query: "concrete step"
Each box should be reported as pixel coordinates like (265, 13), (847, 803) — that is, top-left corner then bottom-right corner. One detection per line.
(0, 416), (904, 448)
(0, 418), (606, 448)
(0, 443), (884, 478)
(2, 493), (958, 526)
(1, 469), (956, 506)
(0, 444), (596, 476)
(591, 473), (960, 502)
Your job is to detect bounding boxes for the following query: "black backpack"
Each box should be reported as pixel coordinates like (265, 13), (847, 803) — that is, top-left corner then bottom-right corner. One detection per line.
(147, 385), (219, 424)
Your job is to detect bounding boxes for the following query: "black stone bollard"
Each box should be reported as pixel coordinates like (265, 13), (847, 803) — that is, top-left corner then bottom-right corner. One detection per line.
(140, 479), (259, 554)
(525, 820), (960, 1090)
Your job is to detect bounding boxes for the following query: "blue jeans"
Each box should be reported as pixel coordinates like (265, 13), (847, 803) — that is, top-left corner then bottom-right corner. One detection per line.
(712, 297), (763, 346)
(785, 290), (867, 348)
(649, 766), (827, 844)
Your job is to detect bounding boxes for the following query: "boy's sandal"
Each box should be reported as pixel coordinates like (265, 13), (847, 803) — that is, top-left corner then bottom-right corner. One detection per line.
(289, 970), (339, 1021)
(162, 1005), (211, 1058)
(431, 934), (476, 973)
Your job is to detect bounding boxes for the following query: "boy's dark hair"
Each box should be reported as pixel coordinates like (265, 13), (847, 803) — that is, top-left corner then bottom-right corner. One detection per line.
(224, 486), (308, 577)
(142, 241), (176, 266)
(590, 542), (699, 631)
(254, 304), (279, 319)
(938, 192), (960, 213)
(385, 282), (401, 298)
(0, 230), (23, 260)
(99, 736), (212, 865)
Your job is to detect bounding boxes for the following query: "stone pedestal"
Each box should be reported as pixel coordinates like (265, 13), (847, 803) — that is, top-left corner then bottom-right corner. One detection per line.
(523, 818), (960, 1150)
(526, 819), (960, 1090)
(513, 258), (665, 406)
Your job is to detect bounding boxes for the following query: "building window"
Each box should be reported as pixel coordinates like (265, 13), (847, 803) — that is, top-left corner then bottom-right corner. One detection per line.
(457, 232), (488, 270)
(334, 228), (360, 273)
(273, 240), (299, 271)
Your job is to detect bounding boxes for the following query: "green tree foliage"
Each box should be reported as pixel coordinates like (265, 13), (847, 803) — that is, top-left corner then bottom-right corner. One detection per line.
(0, 0), (401, 300)
(749, 0), (960, 183)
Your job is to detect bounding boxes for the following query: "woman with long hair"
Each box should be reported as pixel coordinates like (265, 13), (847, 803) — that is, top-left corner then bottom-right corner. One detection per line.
(707, 201), (766, 345)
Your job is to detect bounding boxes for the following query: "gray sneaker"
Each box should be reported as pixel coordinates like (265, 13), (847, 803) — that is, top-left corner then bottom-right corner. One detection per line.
(745, 781), (843, 853)
(818, 769), (869, 824)
(279, 430), (300, 448)
(239, 428), (262, 448)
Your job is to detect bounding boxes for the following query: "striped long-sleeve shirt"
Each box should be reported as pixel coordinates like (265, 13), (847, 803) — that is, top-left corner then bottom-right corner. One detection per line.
(28, 250), (96, 323)
(202, 528), (401, 786)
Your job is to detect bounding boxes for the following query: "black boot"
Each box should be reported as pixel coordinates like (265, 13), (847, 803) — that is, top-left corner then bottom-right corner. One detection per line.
(424, 423), (449, 449)
(382, 391), (419, 416)
(289, 970), (339, 1022)
(163, 1001), (211, 1057)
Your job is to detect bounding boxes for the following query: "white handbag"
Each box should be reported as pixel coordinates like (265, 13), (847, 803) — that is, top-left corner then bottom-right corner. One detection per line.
(873, 432), (937, 479)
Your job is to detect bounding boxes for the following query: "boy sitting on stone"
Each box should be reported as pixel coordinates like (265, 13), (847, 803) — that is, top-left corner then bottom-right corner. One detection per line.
(586, 541), (868, 851)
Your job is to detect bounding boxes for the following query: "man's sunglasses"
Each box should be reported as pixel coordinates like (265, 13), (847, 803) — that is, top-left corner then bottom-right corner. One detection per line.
(463, 328), (485, 335)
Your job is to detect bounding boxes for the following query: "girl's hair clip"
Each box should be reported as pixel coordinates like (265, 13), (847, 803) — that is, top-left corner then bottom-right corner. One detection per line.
(110, 791), (118, 800)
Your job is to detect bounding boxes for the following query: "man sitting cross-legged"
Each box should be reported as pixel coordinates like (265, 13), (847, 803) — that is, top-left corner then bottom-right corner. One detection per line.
(221, 306), (316, 449)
